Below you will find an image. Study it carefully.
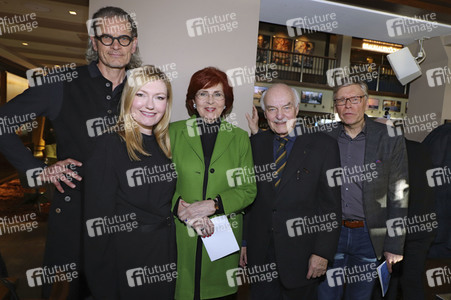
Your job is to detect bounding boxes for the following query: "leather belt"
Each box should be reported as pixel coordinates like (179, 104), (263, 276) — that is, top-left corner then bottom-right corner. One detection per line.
(342, 220), (364, 228)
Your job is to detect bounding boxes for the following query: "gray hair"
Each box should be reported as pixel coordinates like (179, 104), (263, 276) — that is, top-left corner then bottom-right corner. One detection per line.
(85, 6), (142, 69)
(260, 85), (300, 111)
(332, 81), (368, 100)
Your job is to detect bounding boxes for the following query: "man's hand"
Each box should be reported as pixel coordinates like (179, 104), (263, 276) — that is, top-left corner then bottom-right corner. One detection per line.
(177, 200), (216, 222)
(245, 105), (259, 135)
(384, 251), (403, 273)
(240, 246), (247, 268)
(306, 254), (328, 279)
(39, 158), (82, 193)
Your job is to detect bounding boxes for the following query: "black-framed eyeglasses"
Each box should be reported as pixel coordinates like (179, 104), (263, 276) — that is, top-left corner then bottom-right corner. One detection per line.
(95, 34), (133, 46)
(334, 95), (366, 106)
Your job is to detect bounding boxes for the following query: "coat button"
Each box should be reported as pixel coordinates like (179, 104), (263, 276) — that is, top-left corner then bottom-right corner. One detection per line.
(106, 95), (111, 100)
(107, 109), (112, 114)
(210, 168), (215, 173)
(55, 208), (61, 214)
(64, 196), (71, 202)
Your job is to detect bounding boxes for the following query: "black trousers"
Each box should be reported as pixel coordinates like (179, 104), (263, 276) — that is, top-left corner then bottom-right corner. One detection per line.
(250, 238), (318, 300)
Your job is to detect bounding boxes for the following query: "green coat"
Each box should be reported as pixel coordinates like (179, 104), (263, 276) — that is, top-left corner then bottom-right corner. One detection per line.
(169, 116), (256, 299)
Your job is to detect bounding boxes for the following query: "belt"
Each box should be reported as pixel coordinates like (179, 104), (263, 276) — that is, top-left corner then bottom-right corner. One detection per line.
(342, 220), (364, 228)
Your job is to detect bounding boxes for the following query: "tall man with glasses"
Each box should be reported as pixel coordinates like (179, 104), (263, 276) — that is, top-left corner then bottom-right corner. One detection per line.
(0, 6), (140, 299)
(242, 83), (342, 299)
(317, 81), (409, 300)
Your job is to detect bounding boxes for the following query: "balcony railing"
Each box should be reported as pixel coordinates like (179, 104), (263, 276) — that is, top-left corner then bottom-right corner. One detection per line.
(256, 48), (336, 84)
(255, 48), (407, 95)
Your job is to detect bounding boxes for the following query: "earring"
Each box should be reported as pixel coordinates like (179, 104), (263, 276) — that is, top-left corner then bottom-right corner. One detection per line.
(224, 106), (226, 109)
(193, 103), (197, 109)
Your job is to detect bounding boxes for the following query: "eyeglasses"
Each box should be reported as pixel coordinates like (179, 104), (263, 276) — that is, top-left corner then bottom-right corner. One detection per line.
(334, 95), (366, 106)
(195, 91), (225, 101)
(95, 34), (133, 46)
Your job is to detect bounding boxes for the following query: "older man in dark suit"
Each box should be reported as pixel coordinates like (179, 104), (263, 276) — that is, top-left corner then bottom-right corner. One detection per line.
(242, 83), (342, 300)
(318, 81), (409, 300)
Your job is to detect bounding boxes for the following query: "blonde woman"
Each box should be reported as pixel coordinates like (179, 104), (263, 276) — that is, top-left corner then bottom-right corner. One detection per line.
(84, 65), (177, 299)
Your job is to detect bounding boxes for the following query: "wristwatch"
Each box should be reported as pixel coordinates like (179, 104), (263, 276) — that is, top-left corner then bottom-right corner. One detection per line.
(213, 197), (219, 211)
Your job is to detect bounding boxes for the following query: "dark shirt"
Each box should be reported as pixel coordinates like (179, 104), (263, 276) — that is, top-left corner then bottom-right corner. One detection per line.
(0, 61), (125, 173)
(337, 125), (367, 220)
(200, 120), (220, 200)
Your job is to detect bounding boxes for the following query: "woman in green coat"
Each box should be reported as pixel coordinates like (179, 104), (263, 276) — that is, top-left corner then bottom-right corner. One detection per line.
(170, 67), (256, 299)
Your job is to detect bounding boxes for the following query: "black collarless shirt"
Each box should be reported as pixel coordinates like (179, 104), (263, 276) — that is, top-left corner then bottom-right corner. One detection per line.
(0, 61), (126, 174)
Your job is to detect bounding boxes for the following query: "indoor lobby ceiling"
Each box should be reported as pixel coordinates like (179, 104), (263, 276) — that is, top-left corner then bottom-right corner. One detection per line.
(1, 0), (451, 74)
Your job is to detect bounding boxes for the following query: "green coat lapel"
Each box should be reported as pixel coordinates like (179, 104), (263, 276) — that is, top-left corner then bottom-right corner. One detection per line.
(210, 120), (234, 166)
(182, 117), (204, 164)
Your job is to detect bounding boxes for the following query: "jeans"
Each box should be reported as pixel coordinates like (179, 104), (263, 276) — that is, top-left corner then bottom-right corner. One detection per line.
(318, 224), (378, 300)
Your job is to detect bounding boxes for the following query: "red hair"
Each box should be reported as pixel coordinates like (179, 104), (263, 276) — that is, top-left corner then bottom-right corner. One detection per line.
(185, 67), (234, 117)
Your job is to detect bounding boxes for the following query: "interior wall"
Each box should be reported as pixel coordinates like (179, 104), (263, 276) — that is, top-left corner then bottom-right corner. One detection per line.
(89, 0), (261, 132)
(406, 36), (449, 142)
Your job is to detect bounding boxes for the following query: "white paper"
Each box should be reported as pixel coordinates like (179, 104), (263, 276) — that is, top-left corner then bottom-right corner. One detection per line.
(201, 215), (239, 261)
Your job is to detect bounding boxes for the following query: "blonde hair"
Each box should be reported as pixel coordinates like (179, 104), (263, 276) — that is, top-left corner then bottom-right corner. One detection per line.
(116, 65), (172, 160)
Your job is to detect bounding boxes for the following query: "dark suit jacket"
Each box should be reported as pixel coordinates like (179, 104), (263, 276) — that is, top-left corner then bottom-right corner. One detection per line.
(423, 124), (451, 251)
(245, 130), (342, 289)
(405, 139), (436, 241)
(327, 116), (409, 259)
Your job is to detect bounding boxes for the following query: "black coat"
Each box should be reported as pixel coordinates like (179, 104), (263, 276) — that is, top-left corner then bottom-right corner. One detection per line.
(404, 139), (436, 241)
(244, 130), (342, 289)
(423, 124), (451, 253)
(84, 133), (176, 299)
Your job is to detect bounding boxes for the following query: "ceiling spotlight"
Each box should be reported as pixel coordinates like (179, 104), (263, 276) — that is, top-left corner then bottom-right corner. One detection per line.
(22, 42), (29, 46)
(69, 11), (77, 15)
